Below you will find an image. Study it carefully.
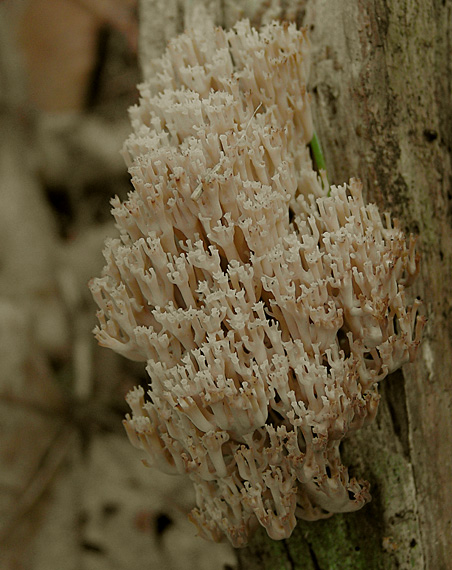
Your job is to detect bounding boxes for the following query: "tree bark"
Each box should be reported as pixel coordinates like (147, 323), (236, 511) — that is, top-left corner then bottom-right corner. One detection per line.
(139, 1), (452, 568)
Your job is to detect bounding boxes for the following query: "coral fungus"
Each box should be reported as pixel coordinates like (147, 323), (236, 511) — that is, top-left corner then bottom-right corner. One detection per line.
(90, 19), (424, 546)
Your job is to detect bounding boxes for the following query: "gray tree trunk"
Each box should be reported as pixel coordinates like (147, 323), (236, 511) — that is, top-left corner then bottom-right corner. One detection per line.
(139, 1), (452, 568)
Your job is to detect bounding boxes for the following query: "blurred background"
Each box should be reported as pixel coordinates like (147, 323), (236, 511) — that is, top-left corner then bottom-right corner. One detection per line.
(0, 1), (236, 568)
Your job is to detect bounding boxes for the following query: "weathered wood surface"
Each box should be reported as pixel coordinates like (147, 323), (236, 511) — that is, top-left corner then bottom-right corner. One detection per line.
(139, 1), (452, 568)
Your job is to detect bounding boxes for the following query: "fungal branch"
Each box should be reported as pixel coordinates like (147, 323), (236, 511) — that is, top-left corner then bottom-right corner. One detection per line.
(191, 102), (264, 201)
(90, 19), (424, 547)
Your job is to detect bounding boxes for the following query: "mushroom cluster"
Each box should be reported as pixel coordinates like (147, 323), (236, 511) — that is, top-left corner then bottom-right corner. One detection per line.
(90, 19), (424, 547)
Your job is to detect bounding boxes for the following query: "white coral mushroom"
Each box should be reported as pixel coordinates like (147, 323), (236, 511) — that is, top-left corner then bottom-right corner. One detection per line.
(90, 19), (424, 547)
